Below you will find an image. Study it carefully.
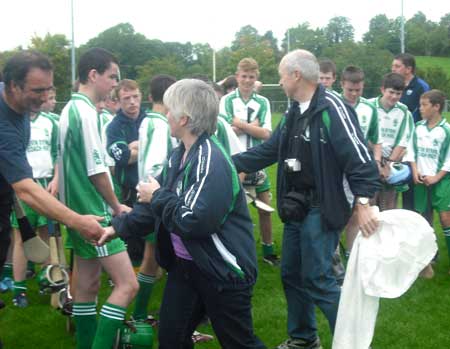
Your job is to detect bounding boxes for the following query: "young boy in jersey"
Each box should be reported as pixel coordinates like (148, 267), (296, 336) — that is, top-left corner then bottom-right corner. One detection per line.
(340, 66), (382, 251)
(10, 109), (58, 307)
(368, 73), (414, 210)
(219, 57), (279, 265)
(59, 48), (138, 349)
(405, 89), (450, 273)
(319, 59), (337, 90)
(133, 74), (176, 324)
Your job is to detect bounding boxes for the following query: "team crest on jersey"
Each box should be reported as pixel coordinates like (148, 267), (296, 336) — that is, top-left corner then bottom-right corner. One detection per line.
(93, 150), (102, 165)
(44, 129), (49, 137)
(433, 139), (439, 147)
(362, 115), (367, 124)
(406, 89), (413, 96)
(393, 119), (399, 127)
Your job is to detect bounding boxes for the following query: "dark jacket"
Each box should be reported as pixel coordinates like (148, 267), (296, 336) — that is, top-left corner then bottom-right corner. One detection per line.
(400, 75), (430, 123)
(112, 133), (258, 289)
(232, 85), (381, 231)
(106, 109), (146, 190)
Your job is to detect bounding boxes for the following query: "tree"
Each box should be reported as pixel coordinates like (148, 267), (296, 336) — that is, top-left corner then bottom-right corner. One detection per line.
(30, 34), (72, 101)
(281, 22), (328, 57)
(324, 17), (354, 45)
(81, 23), (166, 79)
(322, 42), (393, 98)
(363, 14), (400, 54)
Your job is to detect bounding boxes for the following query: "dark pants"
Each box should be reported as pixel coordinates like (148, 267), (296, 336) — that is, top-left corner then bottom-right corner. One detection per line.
(402, 184), (415, 211)
(0, 195), (12, 277)
(122, 187), (144, 263)
(158, 258), (265, 349)
(281, 208), (341, 342)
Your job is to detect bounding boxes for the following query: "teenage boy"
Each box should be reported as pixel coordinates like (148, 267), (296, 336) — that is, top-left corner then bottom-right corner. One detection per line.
(368, 73), (415, 210)
(319, 59), (337, 90)
(405, 89), (450, 273)
(133, 74), (176, 323)
(59, 48), (138, 349)
(219, 57), (279, 265)
(341, 66), (382, 251)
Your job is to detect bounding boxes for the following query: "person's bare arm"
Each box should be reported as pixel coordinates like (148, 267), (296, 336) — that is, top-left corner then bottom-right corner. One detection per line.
(12, 178), (104, 240)
(89, 172), (130, 216)
(232, 118), (271, 140)
(128, 140), (139, 164)
(389, 146), (406, 162)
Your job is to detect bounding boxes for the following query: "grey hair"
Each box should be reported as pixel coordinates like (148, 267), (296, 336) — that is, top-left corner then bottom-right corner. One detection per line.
(280, 49), (319, 82)
(163, 79), (218, 136)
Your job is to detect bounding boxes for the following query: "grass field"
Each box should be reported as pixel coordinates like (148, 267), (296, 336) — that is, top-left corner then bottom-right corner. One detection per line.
(1, 113), (450, 349)
(416, 56), (450, 72)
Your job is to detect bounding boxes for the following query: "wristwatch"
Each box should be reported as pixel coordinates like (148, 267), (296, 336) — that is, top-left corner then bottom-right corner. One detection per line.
(356, 197), (370, 205)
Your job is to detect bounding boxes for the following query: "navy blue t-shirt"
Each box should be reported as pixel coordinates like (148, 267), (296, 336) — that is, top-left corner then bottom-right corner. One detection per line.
(0, 88), (33, 231)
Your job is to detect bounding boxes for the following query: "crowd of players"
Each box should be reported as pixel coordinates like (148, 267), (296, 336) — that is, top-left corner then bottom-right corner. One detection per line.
(0, 47), (449, 349)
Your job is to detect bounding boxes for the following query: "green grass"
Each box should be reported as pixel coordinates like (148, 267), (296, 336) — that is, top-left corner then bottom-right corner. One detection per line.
(1, 113), (450, 348)
(416, 56), (450, 72)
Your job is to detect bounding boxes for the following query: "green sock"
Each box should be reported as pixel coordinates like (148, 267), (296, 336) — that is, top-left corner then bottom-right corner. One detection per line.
(73, 302), (97, 349)
(443, 227), (450, 262)
(262, 243), (274, 257)
(92, 302), (126, 349)
(1, 263), (12, 279)
(27, 261), (35, 273)
(133, 273), (156, 320)
(13, 280), (27, 297)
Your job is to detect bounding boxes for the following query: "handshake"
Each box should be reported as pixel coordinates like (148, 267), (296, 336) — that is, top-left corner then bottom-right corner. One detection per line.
(87, 176), (161, 246)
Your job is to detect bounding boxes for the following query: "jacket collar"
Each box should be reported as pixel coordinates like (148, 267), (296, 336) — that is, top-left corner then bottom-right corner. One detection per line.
(116, 108), (146, 124)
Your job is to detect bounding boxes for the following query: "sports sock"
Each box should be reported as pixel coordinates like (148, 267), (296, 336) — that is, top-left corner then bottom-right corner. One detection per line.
(1, 263), (12, 279)
(92, 302), (126, 349)
(73, 302), (97, 349)
(443, 227), (450, 262)
(13, 280), (26, 297)
(132, 273), (156, 320)
(27, 261), (35, 273)
(262, 243), (274, 257)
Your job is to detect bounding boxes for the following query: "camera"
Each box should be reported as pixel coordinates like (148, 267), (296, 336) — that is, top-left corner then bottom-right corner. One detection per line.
(284, 158), (301, 173)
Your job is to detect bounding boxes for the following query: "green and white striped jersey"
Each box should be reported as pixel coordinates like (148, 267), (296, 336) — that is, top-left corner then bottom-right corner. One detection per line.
(369, 97), (414, 158)
(346, 96), (380, 144)
(405, 119), (450, 176)
(219, 89), (271, 150)
(216, 114), (244, 156)
(58, 93), (112, 223)
(138, 111), (177, 181)
(43, 111), (60, 122)
(100, 109), (115, 167)
(27, 112), (58, 179)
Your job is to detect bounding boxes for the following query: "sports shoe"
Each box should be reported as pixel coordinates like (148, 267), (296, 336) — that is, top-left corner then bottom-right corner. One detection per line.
(0, 278), (13, 293)
(0, 298), (5, 309)
(275, 337), (322, 349)
(26, 269), (36, 279)
(263, 254), (281, 266)
(192, 331), (214, 343)
(13, 293), (29, 308)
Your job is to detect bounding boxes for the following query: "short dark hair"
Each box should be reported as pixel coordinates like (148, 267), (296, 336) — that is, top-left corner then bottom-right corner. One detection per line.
(319, 59), (336, 76)
(382, 73), (405, 91)
(341, 65), (364, 83)
(421, 89), (447, 113)
(149, 74), (176, 103)
(78, 48), (118, 84)
(394, 53), (416, 74)
(2, 50), (53, 92)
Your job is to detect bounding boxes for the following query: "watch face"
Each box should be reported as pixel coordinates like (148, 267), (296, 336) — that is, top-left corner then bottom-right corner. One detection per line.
(358, 197), (369, 205)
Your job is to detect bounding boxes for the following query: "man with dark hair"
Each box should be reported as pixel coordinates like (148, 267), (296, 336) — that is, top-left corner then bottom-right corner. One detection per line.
(59, 47), (138, 349)
(392, 53), (430, 211)
(0, 50), (105, 348)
